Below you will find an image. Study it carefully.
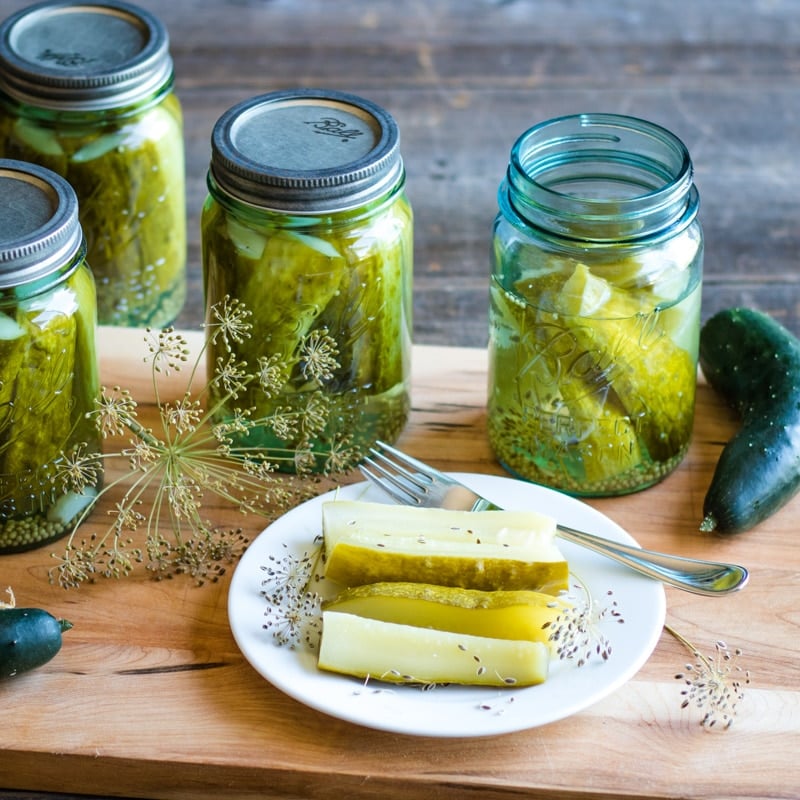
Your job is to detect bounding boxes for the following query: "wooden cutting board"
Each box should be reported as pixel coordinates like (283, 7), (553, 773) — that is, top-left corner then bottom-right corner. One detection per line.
(1, 327), (797, 800)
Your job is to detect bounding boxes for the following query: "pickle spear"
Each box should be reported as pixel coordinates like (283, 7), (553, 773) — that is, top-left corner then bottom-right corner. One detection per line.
(1, 308), (76, 494)
(322, 500), (568, 594)
(323, 581), (566, 646)
(554, 263), (696, 462)
(318, 610), (549, 687)
(489, 279), (643, 488)
(0, 312), (26, 459)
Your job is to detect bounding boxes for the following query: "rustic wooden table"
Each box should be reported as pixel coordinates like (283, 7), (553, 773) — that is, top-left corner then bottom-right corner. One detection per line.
(2, 0), (798, 347)
(1, 1), (800, 798)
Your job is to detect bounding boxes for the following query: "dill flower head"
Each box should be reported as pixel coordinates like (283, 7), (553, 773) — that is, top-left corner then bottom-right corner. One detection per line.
(260, 542), (324, 649)
(543, 581), (624, 667)
(668, 626), (750, 730)
(49, 298), (351, 590)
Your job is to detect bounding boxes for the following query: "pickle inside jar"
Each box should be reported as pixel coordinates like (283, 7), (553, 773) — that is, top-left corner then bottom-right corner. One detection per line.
(0, 268), (102, 552)
(488, 245), (700, 495)
(202, 197), (412, 470)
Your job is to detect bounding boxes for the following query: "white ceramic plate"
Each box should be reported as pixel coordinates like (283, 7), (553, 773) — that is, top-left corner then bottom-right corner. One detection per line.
(228, 473), (666, 738)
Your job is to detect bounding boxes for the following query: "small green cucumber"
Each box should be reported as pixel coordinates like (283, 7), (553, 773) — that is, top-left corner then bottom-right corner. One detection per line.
(0, 607), (73, 678)
(699, 307), (800, 533)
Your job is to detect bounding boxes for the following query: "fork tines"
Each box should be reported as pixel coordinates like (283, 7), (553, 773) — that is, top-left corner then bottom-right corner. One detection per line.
(360, 440), (434, 506)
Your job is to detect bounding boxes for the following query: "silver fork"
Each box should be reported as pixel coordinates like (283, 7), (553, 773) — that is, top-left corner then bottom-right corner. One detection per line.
(359, 441), (749, 597)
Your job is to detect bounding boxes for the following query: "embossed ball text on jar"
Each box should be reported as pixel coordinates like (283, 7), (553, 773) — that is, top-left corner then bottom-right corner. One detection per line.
(488, 114), (703, 496)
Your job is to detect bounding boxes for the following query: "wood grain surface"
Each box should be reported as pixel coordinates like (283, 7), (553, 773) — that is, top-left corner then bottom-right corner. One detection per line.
(0, 327), (798, 800)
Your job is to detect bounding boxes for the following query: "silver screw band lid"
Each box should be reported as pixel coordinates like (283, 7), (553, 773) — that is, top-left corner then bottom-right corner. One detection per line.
(0, 1), (173, 111)
(209, 88), (404, 214)
(0, 158), (84, 288)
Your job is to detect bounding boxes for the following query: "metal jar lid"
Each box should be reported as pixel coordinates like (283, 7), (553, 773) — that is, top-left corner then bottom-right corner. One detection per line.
(0, 158), (84, 288)
(0, 0), (173, 111)
(209, 88), (404, 214)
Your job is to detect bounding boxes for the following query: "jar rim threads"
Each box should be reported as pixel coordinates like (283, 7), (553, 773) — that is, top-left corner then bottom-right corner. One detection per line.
(503, 113), (699, 243)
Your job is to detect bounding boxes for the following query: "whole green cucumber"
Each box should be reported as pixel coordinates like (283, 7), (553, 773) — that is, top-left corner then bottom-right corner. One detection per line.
(0, 607), (72, 678)
(699, 307), (800, 533)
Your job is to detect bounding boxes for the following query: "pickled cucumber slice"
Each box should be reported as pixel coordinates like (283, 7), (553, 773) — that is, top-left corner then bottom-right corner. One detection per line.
(323, 581), (566, 646)
(591, 231), (700, 295)
(1, 309), (76, 488)
(554, 263), (696, 462)
(492, 281), (643, 487)
(322, 501), (568, 594)
(318, 610), (549, 686)
(0, 98), (186, 327)
(0, 312), (26, 446)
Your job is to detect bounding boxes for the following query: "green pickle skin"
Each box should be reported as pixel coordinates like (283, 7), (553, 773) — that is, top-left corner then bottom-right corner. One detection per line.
(201, 189), (413, 470)
(0, 94), (186, 327)
(0, 264), (102, 553)
(488, 227), (702, 496)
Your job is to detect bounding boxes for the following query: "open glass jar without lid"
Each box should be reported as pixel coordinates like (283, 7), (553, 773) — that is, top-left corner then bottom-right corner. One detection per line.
(0, 158), (100, 554)
(202, 88), (413, 472)
(488, 113), (703, 496)
(0, 0), (186, 327)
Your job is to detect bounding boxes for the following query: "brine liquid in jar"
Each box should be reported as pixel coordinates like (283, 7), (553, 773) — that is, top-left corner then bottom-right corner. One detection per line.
(0, 159), (101, 553)
(202, 89), (412, 473)
(488, 113), (703, 496)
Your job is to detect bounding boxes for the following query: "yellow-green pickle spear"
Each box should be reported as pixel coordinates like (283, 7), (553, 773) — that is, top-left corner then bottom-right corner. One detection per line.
(323, 581), (566, 646)
(553, 263), (696, 463)
(322, 500), (569, 594)
(318, 611), (550, 687)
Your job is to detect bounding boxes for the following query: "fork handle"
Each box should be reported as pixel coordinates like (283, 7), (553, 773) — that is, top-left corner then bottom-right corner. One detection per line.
(554, 523), (748, 596)
(470, 497), (748, 596)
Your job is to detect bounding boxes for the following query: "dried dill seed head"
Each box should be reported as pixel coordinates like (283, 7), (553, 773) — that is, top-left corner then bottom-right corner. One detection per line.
(260, 543), (325, 649)
(48, 297), (357, 589)
(667, 626), (750, 730)
(542, 581), (624, 667)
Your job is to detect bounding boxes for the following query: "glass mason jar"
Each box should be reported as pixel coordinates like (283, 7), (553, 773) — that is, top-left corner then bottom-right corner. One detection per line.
(0, 159), (101, 554)
(0, 0), (186, 327)
(488, 113), (703, 497)
(202, 89), (413, 473)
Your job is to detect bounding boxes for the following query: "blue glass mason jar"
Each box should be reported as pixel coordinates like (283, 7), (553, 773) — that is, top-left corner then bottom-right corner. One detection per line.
(202, 89), (413, 473)
(0, 159), (101, 553)
(488, 113), (703, 496)
(0, 0), (186, 328)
